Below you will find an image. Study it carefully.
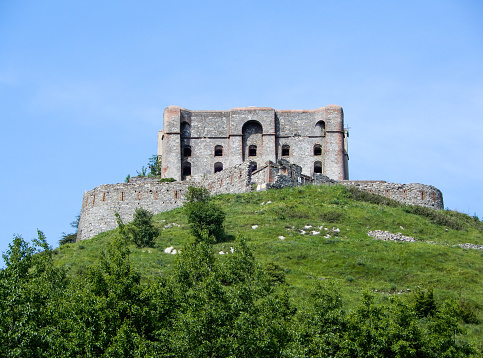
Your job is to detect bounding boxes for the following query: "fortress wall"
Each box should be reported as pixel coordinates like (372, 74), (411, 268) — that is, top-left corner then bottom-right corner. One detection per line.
(78, 159), (444, 242)
(190, 111), (230, 138)
(77, 161), (254, 241)
(340, 180), (444, 210)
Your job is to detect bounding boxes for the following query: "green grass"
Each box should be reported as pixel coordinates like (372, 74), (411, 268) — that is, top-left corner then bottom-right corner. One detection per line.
(53, 184), (483, 345)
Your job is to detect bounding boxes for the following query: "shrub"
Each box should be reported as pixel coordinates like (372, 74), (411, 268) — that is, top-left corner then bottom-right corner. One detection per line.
(130, 208), (159, 248)
(184, 186), (226, 243)
(413, 288), (437, 318)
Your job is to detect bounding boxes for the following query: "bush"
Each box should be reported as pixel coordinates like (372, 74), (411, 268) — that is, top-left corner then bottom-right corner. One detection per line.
(130, 208), (159, 248)
(184, 186), (226, 243)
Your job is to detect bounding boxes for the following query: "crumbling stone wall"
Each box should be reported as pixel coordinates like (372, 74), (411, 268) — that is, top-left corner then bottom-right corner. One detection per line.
(77, 160), (444, 241)
(77, 161), (254, 241)
(339, 180), (444, 210)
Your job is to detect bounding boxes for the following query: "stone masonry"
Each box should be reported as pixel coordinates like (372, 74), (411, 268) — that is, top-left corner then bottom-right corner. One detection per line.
(76, 104), (444, 242)
(158, 105), (349, 182)
(77, 159), (444, 241)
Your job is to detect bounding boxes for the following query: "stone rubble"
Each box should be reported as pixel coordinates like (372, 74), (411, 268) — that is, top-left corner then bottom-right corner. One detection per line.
(367, 230), (416, 242)
(458, 243), (483, 250)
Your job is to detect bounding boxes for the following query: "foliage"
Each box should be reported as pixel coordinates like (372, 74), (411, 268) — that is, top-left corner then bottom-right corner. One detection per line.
(1, 226), (480, 356)
(125, 174), (131, 183)
(158, 177), (176, 182)
(136, 166), (147, 177)
(115, 209), (159, 248)
(413, 287), (438, 318)
(0, 231), (67, 357)
(184, 186), (226, 242)
(59, 214), (80, 246)
(130, 208), (159, 248)
(148, 154), (162, 177)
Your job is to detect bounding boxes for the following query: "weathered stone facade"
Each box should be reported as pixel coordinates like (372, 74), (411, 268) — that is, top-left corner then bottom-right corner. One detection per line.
(158, 105), (349, 182)
(340, 181), (444, 210)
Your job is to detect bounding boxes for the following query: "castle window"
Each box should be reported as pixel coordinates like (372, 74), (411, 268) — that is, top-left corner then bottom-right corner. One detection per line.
(214, 145), (223, 157)
(214, 162), (223, 173)
(182, 162), (191, 177)
(183, 146), (192, 157)
(315, 121), (326, 136)
(251, 162), (258, 172)
(282, 144), (290, 157)
(314, 144), (322, 156)
(249, 145), (257, 157)
(314, 161), (322, 174)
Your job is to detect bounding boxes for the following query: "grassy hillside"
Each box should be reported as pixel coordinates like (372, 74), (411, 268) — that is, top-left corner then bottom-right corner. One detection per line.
(54, 184), (483, 345)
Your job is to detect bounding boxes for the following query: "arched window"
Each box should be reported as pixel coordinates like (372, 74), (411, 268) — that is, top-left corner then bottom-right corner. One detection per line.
(183, 146), (192, 157)
(214, 162), (223, 173)
(315, 121), (326, 136)
(314, 161), (322, 174)
(282, 144), (290, 157)
(214, 145), (223, 157)
(313, 144), (322, 156)
(249, 145), (257, 157)
(242, 120), (263, 161)
(182, 162), (191, 177)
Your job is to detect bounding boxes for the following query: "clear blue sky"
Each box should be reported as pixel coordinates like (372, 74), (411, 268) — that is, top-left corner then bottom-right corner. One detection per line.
(1, 0), (482, 257)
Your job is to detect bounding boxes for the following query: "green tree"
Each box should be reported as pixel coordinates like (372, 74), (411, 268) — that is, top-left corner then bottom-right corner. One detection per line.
(0, 231), (67, 357)
(59, 213), (80, 245)
(148, 155), (162, 177)
(184, 186), (226, 243)
(130, 208), (159, 248)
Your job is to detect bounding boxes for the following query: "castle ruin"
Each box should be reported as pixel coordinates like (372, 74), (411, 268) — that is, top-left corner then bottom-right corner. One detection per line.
(158, 105), (349, 181)
(76, 105), (444, 242)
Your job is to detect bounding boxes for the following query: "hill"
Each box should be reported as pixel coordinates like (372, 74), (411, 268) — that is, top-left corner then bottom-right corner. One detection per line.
(54, 184), (483, 346)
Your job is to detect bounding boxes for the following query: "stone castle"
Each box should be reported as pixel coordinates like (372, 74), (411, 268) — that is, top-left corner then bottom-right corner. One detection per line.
(76, 105), (444, 242)
(158, 105), (349, 181)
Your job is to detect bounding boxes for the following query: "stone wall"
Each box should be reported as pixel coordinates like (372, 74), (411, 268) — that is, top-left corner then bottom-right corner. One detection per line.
(339, 180), (444, 210)
(77, 161), (254, 241)
(159, 105), (349, 181)
(77, 160), (444, 241)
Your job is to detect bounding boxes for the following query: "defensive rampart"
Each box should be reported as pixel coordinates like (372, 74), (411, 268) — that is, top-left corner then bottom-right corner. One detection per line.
(77, 160), (444, 241)
(77, 162), (254, 241)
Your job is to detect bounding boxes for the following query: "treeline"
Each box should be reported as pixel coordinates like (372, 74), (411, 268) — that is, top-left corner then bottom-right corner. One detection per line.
(1, 234), (477, 357)
(0, 188), (478, 357)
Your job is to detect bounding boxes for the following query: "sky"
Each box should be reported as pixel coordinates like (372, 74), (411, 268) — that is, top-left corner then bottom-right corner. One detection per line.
(1, 0), (482, 258)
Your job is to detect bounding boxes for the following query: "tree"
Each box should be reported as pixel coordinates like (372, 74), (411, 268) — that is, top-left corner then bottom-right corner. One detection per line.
(148, 155), (162, 177)
(184, 186), (225, 243)
(130, 208), (159, 248)
(59, 213), (80, 245)
(0, 231), (67, 357)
